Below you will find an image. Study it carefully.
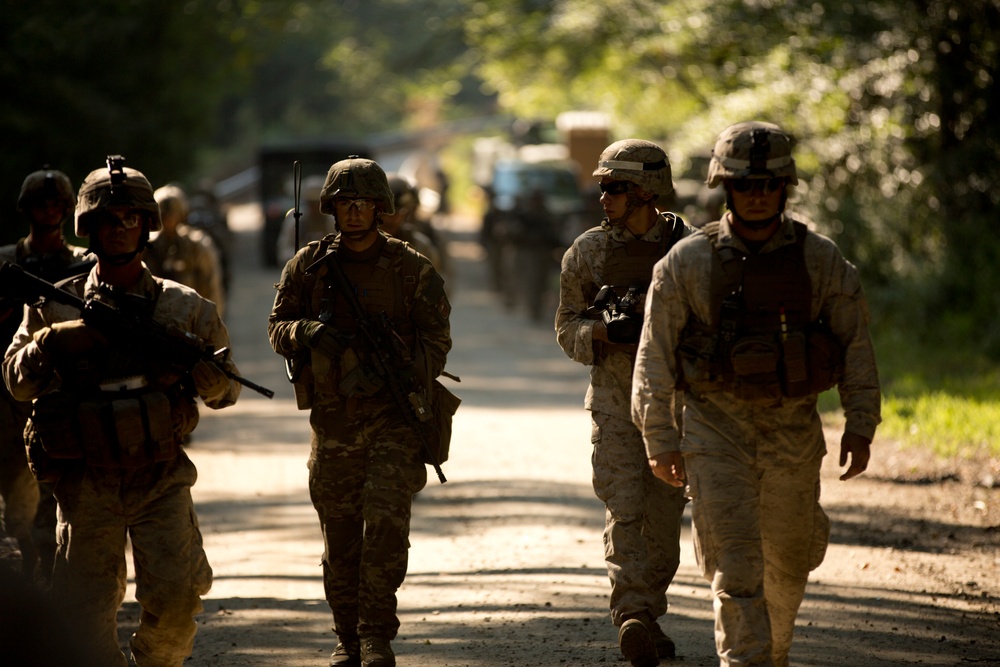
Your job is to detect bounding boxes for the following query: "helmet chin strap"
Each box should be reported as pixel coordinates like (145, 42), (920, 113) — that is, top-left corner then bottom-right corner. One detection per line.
(609, 190), (654, 226)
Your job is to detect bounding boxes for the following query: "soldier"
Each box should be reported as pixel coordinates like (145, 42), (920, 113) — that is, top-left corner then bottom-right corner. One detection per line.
(555, 140), (691, 667)
(0, 168), (90, 587)
(381, 174), (448, 280)
(3, 158), (241, 666)
(268, 157), (451, 667)
(631, 122), (881, 667)
(276, 174), (337, 266)
(144, 183), (227, 318)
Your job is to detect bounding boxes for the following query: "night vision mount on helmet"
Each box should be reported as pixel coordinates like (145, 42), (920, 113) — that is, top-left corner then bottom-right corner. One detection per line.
(706, 121), (798, 188)
(593, 139), (674, 196)
(75, 155), (161, 237)
(319, 156), (395, 216)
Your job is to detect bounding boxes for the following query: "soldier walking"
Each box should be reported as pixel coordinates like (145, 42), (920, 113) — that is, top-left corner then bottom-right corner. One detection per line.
(3, 158), (241, 666)
(632, 122), (881, 666)
(0, 168), (90, 587)
(268, 157), (451, 667)
(556, 140), (691, 667)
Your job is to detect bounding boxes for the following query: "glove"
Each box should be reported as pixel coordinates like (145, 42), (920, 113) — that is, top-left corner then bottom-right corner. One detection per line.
(291, 320), (324, 350)
(33, 319), (108, 363)
(192, 359), (230, 401)
(307, 323), (350, 360)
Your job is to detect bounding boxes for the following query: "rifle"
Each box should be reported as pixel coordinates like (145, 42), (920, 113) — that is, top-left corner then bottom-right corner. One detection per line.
(306, 247), (448, 483)
(0, 261), (275, 399)
(0, 257), (96, 324)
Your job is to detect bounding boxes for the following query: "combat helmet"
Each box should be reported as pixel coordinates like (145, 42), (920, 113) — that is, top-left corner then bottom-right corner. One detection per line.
(153, 184), (190, 221)
(319, 156), (394, 216)
(387, 173), (419, 212)
(593, 139), (674, 196)
(17, 168), (76, 212)
(706, 121), (798, 188)
(75, 156), (161, 237)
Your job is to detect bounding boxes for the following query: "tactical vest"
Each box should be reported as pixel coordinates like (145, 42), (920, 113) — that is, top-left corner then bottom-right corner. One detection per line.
(28, 278), (189, 468)
(294, 234), (421, 403)
(678, 221), (843, 402)
(591, 214), (684, 355)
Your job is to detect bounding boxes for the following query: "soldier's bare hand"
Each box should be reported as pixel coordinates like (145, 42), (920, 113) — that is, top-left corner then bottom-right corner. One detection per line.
(592, 320), (611, 343)
(838, 431), (871, 481)
(649, 451), (686, 487)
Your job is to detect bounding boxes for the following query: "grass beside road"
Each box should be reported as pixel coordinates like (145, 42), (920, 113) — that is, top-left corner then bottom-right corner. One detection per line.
(820, 327), (1000, 459)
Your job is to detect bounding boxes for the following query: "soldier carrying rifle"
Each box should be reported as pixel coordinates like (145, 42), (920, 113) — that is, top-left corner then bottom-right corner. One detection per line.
(268, 156), (454, 667)
(2, 156), (242, 667)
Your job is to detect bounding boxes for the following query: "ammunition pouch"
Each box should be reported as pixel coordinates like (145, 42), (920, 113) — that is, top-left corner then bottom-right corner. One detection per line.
(677, 325), (844, 401)
(420, 379), (462, 466)
(29, 389), (182, 469)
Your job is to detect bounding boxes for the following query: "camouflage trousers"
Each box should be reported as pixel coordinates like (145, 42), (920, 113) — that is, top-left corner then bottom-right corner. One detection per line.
(308, 398), (427, 641)
(686, 452), (829, 667)
(591, 411), (687, 626)
(51, 452), (212, 667)
(0, 396), (39, 576)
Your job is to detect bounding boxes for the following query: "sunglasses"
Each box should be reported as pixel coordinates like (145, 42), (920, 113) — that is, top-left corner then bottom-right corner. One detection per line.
(730, 178), (786, 194)
(599, 181), (630, 195)
(334, 198), (377, 212)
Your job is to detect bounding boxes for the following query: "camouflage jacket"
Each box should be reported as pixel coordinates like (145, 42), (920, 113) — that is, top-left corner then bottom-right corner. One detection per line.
(632, 213), (882, 463)
(556, 213), (691, 420)
(143, 226), (225, 318)
(268, 231), (451, 407)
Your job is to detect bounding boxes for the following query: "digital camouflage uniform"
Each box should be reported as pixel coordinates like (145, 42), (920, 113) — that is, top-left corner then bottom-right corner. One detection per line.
(632, 212), (881, 666)
(1, 238), (89, 583)
(268, 230), (451, 645)
(557, 213), (690, 632)
(143, 226), (226, 319)
(4, 266), (239, 666)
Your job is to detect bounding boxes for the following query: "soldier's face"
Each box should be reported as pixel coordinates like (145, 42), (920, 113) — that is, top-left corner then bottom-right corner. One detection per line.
(599, 179), (629, 221)
(27, 198), (68, 228)
(334, 198), (378, 237)
(727, 178), (785, 222)
(92, 207), (145, 254)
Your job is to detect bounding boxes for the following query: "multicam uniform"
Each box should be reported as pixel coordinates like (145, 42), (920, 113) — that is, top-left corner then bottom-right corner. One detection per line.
(0, 238), (89, 582)
(3, 264), (240, 667)
(268, 230), (451, 643)
(144, 226), (226, 318)
(632, 213), (881, 666)
(556, 213), (690, 628)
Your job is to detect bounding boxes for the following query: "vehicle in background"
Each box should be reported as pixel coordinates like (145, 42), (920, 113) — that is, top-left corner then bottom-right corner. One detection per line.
(481, 157), (587, 322)
(258, 140), (373, 267)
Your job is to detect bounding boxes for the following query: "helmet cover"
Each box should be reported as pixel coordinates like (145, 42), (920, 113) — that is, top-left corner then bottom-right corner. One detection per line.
(706, 121), (798, 188)
(592, 139), (674, 196)
(18, 169), (76, 211)
(319, 156), (394, 216)
(75, 156), (161, 236)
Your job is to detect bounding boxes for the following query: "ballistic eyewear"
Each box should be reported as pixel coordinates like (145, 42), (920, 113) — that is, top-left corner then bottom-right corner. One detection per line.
(334, 198), (377, 212)
(599, 181), (630, 195)
(730, 178), (786, 194)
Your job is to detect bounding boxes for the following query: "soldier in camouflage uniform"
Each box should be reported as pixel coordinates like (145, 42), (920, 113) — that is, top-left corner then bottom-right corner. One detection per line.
(144, 184), (227, 318)
(268, 157), (451, 667)
(381, 174), (444, 274)
(0, 168), (90, 587)
(556, 140), (691, 667)
(631, 122), (882, 667)
(3, 158), (241, 667)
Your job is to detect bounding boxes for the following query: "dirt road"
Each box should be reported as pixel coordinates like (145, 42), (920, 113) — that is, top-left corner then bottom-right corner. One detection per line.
(115, 208), (999, 666)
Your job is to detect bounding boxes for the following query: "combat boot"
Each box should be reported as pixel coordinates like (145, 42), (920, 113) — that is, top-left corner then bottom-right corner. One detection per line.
(618, 617), (659, 667)
(647, 621), (676, 659)
(360, 636), (395, 667)
(330, 636), (361, 667)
